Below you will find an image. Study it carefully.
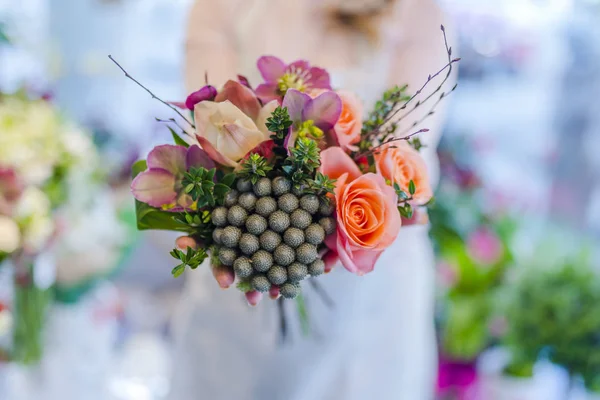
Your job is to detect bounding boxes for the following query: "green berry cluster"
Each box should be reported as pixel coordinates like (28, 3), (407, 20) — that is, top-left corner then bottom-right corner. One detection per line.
(211, 176), (336, 299)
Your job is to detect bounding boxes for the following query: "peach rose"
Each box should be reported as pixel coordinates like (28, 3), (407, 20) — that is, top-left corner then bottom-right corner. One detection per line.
(333, 90), (363, 151)
(375, 142), (432, 205)
(334, 173), (401, 275)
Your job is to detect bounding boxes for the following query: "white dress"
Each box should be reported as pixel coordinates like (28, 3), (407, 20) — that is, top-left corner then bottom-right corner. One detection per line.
(169, 1), (454, 399)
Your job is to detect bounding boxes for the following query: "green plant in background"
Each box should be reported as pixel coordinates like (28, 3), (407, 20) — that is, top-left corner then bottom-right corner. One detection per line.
(500, 251), (600, 390)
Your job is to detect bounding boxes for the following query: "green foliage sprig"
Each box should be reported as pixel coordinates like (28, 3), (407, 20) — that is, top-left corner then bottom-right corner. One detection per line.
(238, 153), (273, 184)
(170, 246), (208, 277)
(182, 167), (235, 208)
(308, 172), (336, 196)
(282, 137), (320, 187)
(266, 106), (293, 168)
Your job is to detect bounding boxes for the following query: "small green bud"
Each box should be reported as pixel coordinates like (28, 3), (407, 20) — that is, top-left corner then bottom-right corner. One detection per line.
(278, 193), (299, 213)
(283, 227), (305, 248)
(269, 210), (291, 233)
(296, 243), (318, 264)
(224, 189), (239, 207)
(308, 259), (325, 276)
(280, 282), (300, 299)
(287, 262), (308, 283)
(238, 192), (257, 211)
(272, 176), (292, 196)
(251, 250), (273, 272)
(239, 233), (260, 256)
(227, 205), (248, 227)
(246, 214), (268, 236)
(233, 257), (253, 279)
(251, 274), (271, 293)
(274, 244), (295, 266)
(292, 184), (307, 197)
(218, 247), (237, 266)
(212, 228), (224, 245)
(319, 217), (336, 235)
(253, 177), (272, 197)
(221, 226), (242, 248)
(211, 207), (228, 227)
(267, 265), (288, 285)
(259, 230), (281, 252)
(318, 198), (335, 216)
(255, 197), (277, 217)
(299, 194), (319, 214)
(290, 209), (312, 230)
(236, 178), (252, 193)
(304, 223), (325, 245)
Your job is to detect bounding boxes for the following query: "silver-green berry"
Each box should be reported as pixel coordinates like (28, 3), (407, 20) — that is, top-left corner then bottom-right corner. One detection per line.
(246, 214), (267, 236)
(305, 223), (326, 245)
(319, 198), (336, 216)
(319, 217), (336, 235)
(211, 207), (228, 227)
(227, 205), (247, 227)
(238, 192), (257, 211)
(253, 177), (272, 197)
(267, 265), (287, 285)
(236, 179), (252, 193)
(259, 230), (281, 252)
(290, 209), (312, 230)
(233, 257), (253, 278)
(239, 233), (260, 255)
(221, 226), (242, 248)
(255, 197), (277, 217)
(292, 184), (307, 197)
(218, 247), (237, 266)
(308, 259), (325, 276)
(251, 274), (271, 293)
(283, 227), (304, 248)
(288, 262), (308, 283)
(268, 210), (290, 233)
(251, 250), (273, 272)
(278, 193), (299, 213)
(272, 176), (292, 196)
(280, 283), (300, 299)
(224, 189), (239, 207)
(299, 194), (319, 214)
(296, 243), (318, 264)
(212, 228), (224, 245)
(273, 244), (295, 266)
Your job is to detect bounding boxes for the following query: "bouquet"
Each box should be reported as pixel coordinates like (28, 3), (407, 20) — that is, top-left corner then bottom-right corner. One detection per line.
(120, 26), (459, 305)
(0, 91), (100, 363)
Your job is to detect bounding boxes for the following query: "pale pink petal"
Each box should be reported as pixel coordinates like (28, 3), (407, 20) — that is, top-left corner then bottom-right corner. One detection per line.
(222, 123), (268, 161)
(287, 60), (310, 72)
(215, 80), (261, 120)
(131, 169), (177, 207)
(282, 89), (311, 122)
(195, 136), (238, 168)
(255, 83), (281, 104)
(303, 91), (342, 131)
(245, 290), (263, 306)
(257, 56), (286, 82)
(319, 147), (362, 182)
(256, 100), (279, 136)
(185, 144), (215, 170)
(336, 233), (384, 275)
(147, 145), (187, 175)
(168, 101), (187, 109)
(306, 67), (332, 90)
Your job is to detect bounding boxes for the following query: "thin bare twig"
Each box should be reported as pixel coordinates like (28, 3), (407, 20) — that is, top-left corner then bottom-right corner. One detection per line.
(356, 128), (429, 158)
(108, 55), (195, 129)
(397, 83), (458, 137)
(155, 117), (193, 138)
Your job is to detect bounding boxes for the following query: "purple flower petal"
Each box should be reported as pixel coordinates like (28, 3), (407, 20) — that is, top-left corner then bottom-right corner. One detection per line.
(257, 56), (286, 82)
(168, 101), (187, 110)
(186, 145), (215, 170)
(255, 83), (281, 104)
(131, 168), (177, 207)
(307, 67), (332, 90)
(282, 89), (311, 123)
(302, 91), (342, 131)
(287, 60), (310, 73)
(185, 85), (217, 110)
(237, 75), (252, 89)
(283, 128), (297, 155)
(147, 145), (187, 175)
(214, 80), (261, 120)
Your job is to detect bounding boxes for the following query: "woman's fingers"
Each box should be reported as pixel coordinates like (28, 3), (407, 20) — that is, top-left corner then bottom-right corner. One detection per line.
(245, 290), (263, 306)
(212, 264), (235, 289)
(175, 236), (199, 250)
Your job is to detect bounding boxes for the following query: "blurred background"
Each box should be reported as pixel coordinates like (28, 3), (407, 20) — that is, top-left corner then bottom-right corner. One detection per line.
(0, 0), (599, 399)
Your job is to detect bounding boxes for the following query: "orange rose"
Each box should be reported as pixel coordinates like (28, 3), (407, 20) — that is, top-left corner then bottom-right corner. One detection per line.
(375, 142), (432, 205)
(333, 91), (363, 151)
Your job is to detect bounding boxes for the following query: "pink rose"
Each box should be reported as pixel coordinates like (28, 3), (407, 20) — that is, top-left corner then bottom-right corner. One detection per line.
(333, 90), (363, 152)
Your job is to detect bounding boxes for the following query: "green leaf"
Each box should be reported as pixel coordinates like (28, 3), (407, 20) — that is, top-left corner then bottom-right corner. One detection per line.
(135, 200), (192, 232)
(169, 127), (190, 148)
(221, 173), (236, 187)
(131, 160), (148, 179)
(236, 280), (253, 293)
(172, 265), (186, 278)
(408, 180), (416, 195)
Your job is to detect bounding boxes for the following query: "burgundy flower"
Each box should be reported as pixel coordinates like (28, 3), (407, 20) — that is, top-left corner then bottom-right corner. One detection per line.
(185, 85), (218, 110)
(255, 56), (331, 103)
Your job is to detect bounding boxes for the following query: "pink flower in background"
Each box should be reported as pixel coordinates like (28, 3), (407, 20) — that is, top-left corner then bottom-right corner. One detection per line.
(437, 356), (480, 400)
(437, 261), (459, 288)
(467, 228), (503, 266)
(333, 90), (363, 152)
(131, 145), (214, 210)
(0, 168), (23, 215)
(255, 56), (331, 103)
